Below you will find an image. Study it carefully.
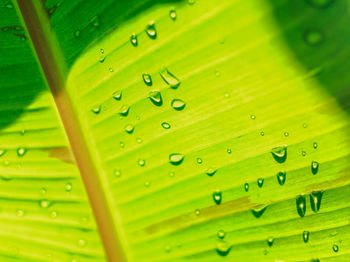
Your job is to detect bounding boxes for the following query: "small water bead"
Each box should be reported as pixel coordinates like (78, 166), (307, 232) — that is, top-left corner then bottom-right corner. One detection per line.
(217, 229), (225, 239)
(227, 149), (232, 154)
(303, 231), (310, 243)
(296, 195), (306, 217)
(17, 147), (27, 157)
(145, 21), (157, 39)
(271, 146), (287, 163)
(310, 191), (323, 212)
(65, 183), (72, 192)
(169, 153), (184, 165)
(74, 30), (81, 38)
(142, 73), (152, 86)
(303, 123), (308, 128)
(304, 29), (324, 46)
(100, 49), (104, 54)
(39, 199), (51, 208)
(112, 90), (122, 100)
(144, 181), (150, 187)
(124, 124), (135, 134)
(89, 15), (100, 27)
(120, 141), (125, 148)
(169, 9), (176, 20)
(212, 190), (222, 205)
(196, 158), (202, 164)
(99, 55), (105, 63)
(194, 209), (200, 216)
(130, 33), (138, 47)
(91, 105), (101, 114)
(0, 149), (6, 157)
(276, 171), (286, 185)
(169, 171), (175, 178)
(16, 209), (24, 217)
(136, 138), (143, 144)
(114, 169), (121, 178)
(306, 0), (334, 9)
(138, 159), (145, 167)
(250, 115), (256, 120)
(159, 67), (181, 89)
(149, 91), (163, 106)
(311, 161), (319, 175)
(216, 241), (231, 257)
(257, 178), (264, 188)
(302, 150), (306, 156)
(244, 183), (249, 192)
(161, 122), (171, 129)
(284, 132), (289, 137)
(266, 237), (274, 247)
(188, 0), (196, 5)
(313, 142), (318, 149)
(51, 211), (57, 218)
(78, 239), (86, 247)
(333, 244), (339, 252)
(40, 187), (47, 195)
(164, 245), (172, 253)
(251, 205), (268, 218)
(171, 99), (186, 111)
(260, 131), (265, 136)
(206, 167), (217, 177)
(119, 104), (129, 116)
(109, 68), (114, 72)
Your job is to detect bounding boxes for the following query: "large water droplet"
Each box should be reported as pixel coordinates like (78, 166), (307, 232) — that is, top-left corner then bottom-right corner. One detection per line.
(91, 105), (101, 114)
(90, 15), (100, 27)
(244, 183), (249, 192)
(257, 178), (264, 188)
(159, 68), (181, 89)
(17, 147), (27, 157)
(169, 153), (184, 165)
(124, 124), (135, 134)
(311, 161), (319, 175)
(130, 33), (138, 47)
(149, 91), (162, 106)
(216, 241), (231, 257)
(276, 171), (286, 185)
(138, 159), (145, 167)
(169, 9), (177, 20)
(217, 229), (225, 239)
(212, 190), (222, 205)
(162, 122), (171, 129)
(251, 205), (268, 218)
(310, 191), (323, 212)
(271, 146), (287, 163)
(266, 237), (274, 247)
(171, 99), (186, 111)
(303, 231), (309, 243)
(145, 21), (157, 39)
(296, 195), (306, 217)
(142, 73), (152, 86)
(119, 104), (129, 116)
(304, 29), (324, 46)
(206, 167), (217, 177)
(112, 90), (122, 100)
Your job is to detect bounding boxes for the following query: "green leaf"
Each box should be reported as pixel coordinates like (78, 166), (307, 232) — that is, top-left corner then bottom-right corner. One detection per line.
(2, 0), (350, 261)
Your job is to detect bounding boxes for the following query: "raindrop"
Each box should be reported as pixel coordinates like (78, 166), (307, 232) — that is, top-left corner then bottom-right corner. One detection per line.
(114, 169), (121, 178)
(257, 178), (264, 188)
(244, 183), (249, 192)
(212, 190), (222, 205)
(109, 68), (114, 72)
(216, 241), (231, 256)
(303, 231), (309, 243)
(313, 142), (318, 149)
(145, 21), (157, 39)
(99, 56), (105, 63)
(159, 67), (181, 89)
(16, 209), (24, 217)
(90, 15), (100, 27)
(124, 124), (135, 134)
(138, 159), (145, 167)
(284, 132), (289, 137)
(311, 161), (319, 174)
(74, 30), (81, 38)
(171, 99), (186, 111)
(119, 104), (129, 116)
(142, 73), (152, 86)
(227, 149), (232, 154)
(304, 29), (324, 46)
(310, 191), (323, 212)
(39, 199), (51, 208)
(260, 131), (265, 136)
(266, 237), (274, 247)
(169, 171), (175, 177)
(100, 49), (104, 54)
(162, 122), (171, 129)
(296, 195), (306, 217)
(149, 91), (163, 106)
(144, 181), (150, 187)
(0, 149), (6, 157)
(206, 167), (217, 177)
(130, 33), (137, 47)
(333, 244), (339, 252)
(169, 153), (184, 165)
(65, 183), (72, 192)
(271, 146), (287, 163)
(91, 105), (101, 114)
(251, 205), (268, 218)
(276, 171), (286, 185)
(78, 239), (86, 247)
(194, 209), (200, 216)
(217, 229), (225, 239)
(136, 138), (143, 144)
(302, 150), (306, 156)
(17, 147), (27, 157)
(196, 158), (202, 164)
(120, 141), (125, 148)
(51, 211), (57, 218)
(112, 90), (122, 100)
(169, 9), (176, 20)
(250, 115), (256, 120)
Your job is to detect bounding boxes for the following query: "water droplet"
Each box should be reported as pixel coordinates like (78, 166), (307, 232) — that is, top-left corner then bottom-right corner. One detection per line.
(78, 239), (86, 247)
(145, 21), (157, 39)
(271, 146), (287, 163)
(162, 122), (171, 129)
(251, 206), (268, 218)
(114, 169), (121, 178)
(112, 90), (122, 100)
(149, 91), (163, 106)
(310, 191), (323, 212)
(303, 123), (308, 128)
(0, 149), (6, 157)
(266, 237), (274, 247)
(169, 9), (176, 20)
(138, 159), (145, 166)
(91, 105), (101, 114)
(250, 115), (256, 120)
(196, 157), (202, 164)
(276, 171), (286, 185)
(206, 167), (217, 177)
(74, 30), (81, 38)
(100, 49), (104, 54)
(99, 55), (105, 63)
(244, 183), (249, 192)
(142, 73), (152, 86)
(303, 231), (309, 243)
(212, 190), (222, 205)
(306, 0), (334, 9)
(257, 178), (264, 188)
(171, 99), (186, 111)
(39, 199), (51, 208)
(169, 153), (184, 165)
(120, 141), (125, 148)
(124, 124), (135, 134)
(217, 229), (225, 239)
(1, 174), (12, 181)
(159, 68), (181, 89)
(313, 142), (318, 149)
(188, 0), (196, 5)
(119, 104), (129, 116)
(51, 211), (57, 218)
(169, 171), (175, 177)
(136, 138), (143, 143)
(90, 15), (100, 27)
(130, 33), (137, 46)
(304, 29), (324, 46)
(333, 244), (339, 252)
(227, 149), (232, 154)
(302, 150), (306, 156)
(296, 195), (306, 217)
(216, 241), (231, 256)
(144, 181), (150, 187)
(65, 183), (72, 192)
(194, 209), (200, 216)
(311, 161), (319, 175)
(40, 187), (47, 195)
(260, 131), (265, 136)
(109, 68), (114, 72)
(17, 147), (26, 157)
(16, 209), (24, 217)
(284, 132), (289, 137)
(164, 245), (171, 253)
